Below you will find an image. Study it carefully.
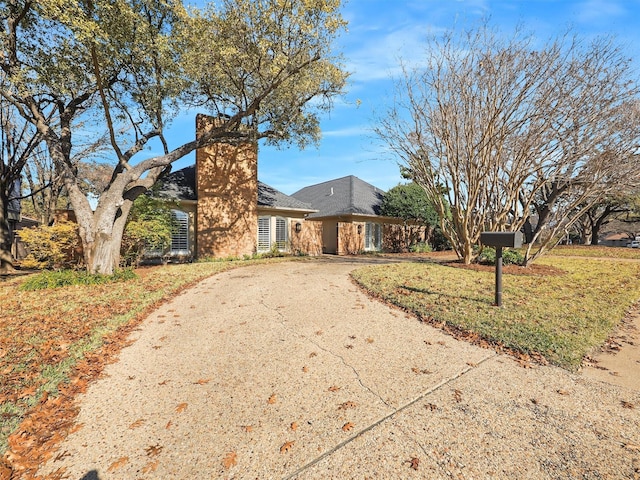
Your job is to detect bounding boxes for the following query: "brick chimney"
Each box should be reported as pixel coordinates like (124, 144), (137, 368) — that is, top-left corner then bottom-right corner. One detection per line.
(195, 114), (258, 258)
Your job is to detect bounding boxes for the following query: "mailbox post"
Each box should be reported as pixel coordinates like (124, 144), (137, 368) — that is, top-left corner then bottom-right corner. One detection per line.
(479, 232), (523, 307)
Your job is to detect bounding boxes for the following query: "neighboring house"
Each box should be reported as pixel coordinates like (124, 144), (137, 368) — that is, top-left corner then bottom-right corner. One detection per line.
(152, 114), (411, 260)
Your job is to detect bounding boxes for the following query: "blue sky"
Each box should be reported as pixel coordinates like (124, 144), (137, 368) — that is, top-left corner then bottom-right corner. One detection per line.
(166, 0), (640, 195)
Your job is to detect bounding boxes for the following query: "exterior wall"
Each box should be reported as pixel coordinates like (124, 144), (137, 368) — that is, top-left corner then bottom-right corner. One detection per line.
(338, 221), (364, 255)
(290, 219), (323, 256)
(195, 114), (258, 258)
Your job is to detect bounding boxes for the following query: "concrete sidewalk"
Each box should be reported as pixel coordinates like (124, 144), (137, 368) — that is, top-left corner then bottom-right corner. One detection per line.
(39, 259), (640, 479)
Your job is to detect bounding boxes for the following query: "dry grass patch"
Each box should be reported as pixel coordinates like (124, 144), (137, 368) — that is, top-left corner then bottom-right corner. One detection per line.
(351, 256), (640, 370)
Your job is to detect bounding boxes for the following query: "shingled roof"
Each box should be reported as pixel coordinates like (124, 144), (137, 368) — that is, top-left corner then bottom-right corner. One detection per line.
(291, 175), (385, 218)
(154, 165), (314, 212)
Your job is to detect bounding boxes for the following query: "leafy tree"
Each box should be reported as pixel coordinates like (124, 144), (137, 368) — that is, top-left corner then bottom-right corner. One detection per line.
(381, 182), (439, 225)
(121, 195), (175, 266)
(381, 182), (443, 248)
(1, 0), (347, 274)
(376, 22), (640, 265)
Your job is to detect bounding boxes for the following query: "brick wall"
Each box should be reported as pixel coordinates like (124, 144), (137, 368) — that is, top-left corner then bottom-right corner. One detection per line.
(195, 115), (258, 258)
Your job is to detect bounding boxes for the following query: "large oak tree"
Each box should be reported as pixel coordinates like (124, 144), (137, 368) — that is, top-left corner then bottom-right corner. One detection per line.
(376, 23), (640, 265)
(1, 0), (347, 274)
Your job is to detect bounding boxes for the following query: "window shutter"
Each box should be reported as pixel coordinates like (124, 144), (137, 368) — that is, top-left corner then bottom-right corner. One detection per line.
(171, 210), (189, 253)
(275, 217), (287, 250)
(258, 217), (270, 251)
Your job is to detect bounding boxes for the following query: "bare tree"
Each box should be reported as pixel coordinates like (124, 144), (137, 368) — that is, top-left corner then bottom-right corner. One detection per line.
(0, 93), (42, 273)
(376, 23), (640, 265)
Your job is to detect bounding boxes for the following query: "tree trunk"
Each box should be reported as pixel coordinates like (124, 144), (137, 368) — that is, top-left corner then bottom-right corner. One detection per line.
(0, 194), (16, 274)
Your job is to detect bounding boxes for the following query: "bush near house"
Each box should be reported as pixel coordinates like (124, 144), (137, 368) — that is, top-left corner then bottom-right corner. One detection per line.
(17, 220), (81, 270)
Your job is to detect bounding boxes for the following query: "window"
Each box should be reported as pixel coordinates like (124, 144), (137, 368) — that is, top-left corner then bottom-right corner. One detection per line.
(170, 210), (189, 254)
(275, 217), (287, 249)
(258, 216), (271, 252)
(257, 216), (289, 252)
(364, 222), (382, 251)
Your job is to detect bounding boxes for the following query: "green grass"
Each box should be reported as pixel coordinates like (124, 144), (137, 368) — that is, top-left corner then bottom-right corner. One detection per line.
(351, 255), (640, 369)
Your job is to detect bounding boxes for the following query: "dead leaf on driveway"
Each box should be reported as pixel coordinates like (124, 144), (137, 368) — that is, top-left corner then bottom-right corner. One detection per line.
(175, 403), (188, 413)
(222, 451), (238, 469)
(268, 394), (277, 404)
(145, 444), (163, 457)
(107, 457), (129, 472)
(280, 441), (294, 453)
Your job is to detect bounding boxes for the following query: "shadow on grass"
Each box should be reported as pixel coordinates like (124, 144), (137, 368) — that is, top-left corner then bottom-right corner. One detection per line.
(399, 284), (494, 306)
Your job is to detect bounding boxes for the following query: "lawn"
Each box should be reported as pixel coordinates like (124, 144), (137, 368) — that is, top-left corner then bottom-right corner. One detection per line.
(351, 251), (640, 370)
(0, 258), (288, 472)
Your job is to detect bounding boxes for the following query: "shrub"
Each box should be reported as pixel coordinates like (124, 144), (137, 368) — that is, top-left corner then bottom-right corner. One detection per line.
(20, 268), (137, 290)
(410, 242), (432, 253)
(18, 220), (80, 270)
(477, 247), (524, 266)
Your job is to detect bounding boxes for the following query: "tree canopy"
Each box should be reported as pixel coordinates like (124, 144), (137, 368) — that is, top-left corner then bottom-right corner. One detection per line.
(0, 0), (348, 273)
(376, 22), (640, 265)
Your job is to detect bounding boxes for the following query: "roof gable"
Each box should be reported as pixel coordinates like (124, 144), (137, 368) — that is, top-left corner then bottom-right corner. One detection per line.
(291, 175), (385, 218)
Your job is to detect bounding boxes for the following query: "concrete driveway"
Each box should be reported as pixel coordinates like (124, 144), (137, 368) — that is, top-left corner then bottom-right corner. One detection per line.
(39, 258), (640, 479)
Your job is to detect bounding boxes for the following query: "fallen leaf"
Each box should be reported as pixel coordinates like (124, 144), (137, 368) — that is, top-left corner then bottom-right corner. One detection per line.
(309, 352), (318, 358)
(291, 422), (298, 431)
(194, 378), (212, 385)
(145, 444), (163, 457)
(328, 385), (341, 392)
(107, 457), (129, 472)
(175, 403), (188, 413)
(280, 441), (294, 453)
(621, 401), (635, 409)
(407, 457), (420, 470)
(129, 419), (145, 429)
(339, 401), (357, 410)
(242, 425), (253, 432)
(365, 337), (374, 343)
(158, 380), (169, 386)
(165, 420), (172, 429)
(557, 389), (570, 396)
(222, 451), (238, 469)
(302, 366), (309, 373)
(342, 422), (355, 431)
(453, 390), (462, 403)
(268, 394), (277, 404)
(142, 460), (159, 473)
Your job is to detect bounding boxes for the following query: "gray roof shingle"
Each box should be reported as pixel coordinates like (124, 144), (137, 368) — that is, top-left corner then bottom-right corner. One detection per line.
(291, 175), (385, 218)
(154, 165), (314, 212)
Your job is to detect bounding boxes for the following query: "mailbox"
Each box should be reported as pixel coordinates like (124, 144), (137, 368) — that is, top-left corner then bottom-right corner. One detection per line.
(480, 231), (523, 248)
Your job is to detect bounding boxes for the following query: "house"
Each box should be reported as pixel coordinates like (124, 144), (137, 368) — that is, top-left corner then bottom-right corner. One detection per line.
(291, 176), (403, 254)
(152, 114), (411, 260)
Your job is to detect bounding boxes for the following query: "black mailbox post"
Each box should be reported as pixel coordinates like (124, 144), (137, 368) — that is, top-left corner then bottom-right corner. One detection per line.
(480, 232), (523, 307)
